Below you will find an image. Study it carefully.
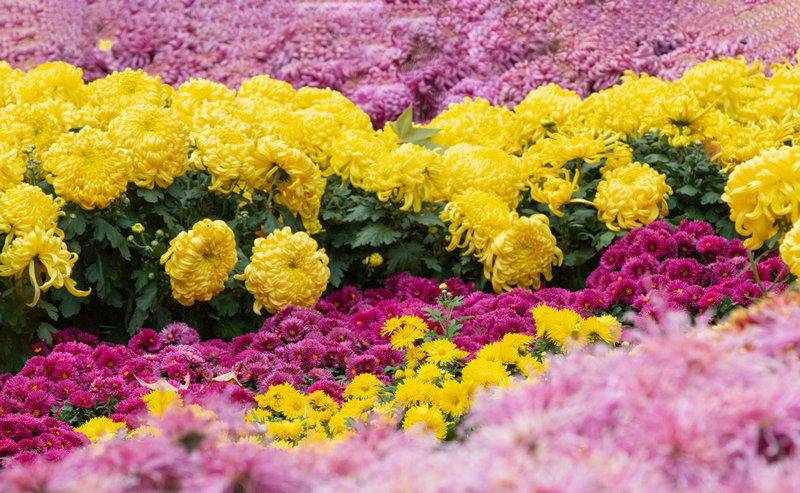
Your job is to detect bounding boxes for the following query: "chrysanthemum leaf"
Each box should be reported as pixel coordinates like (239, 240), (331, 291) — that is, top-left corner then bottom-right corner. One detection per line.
(352, 223), (402, 248)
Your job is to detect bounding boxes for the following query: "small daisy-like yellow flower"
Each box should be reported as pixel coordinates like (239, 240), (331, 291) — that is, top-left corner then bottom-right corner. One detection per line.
(390, 323), (426, 350)
(402, 404), (449, 440)
(160, 219), (238, 306)
(42, 127), (133, 210)
(436, 379), (472, 417)
(461, 358), (511, 389)
(236, 227), (330, 315)
(380, 316), (405, 337)
(578, 314), (622, 345)
(419, 339), (469, 366)
(344, 373), (383, 401)
(142, 389), (182, 415)
(75, 416), (127, 443)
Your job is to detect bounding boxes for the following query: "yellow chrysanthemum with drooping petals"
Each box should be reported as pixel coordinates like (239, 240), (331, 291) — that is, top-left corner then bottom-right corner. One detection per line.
(485, 214), (562, 293)
(160, 219), (238, 307)
(0, 183), (64, 243)
(402, 404), (449, 440)
(248, 136), (326, 228)
(0, 227), (90, 306)
(171, 78), (237, 125)
(722, 145), (800, 250)
(430, 144), (527, 207)
(327, 129), (391, 187)
(440, 189), (516, 259)
(593, 162), (672, 231)
(188, 124), (257, 193)
(236, 227), (330, 315)
(13, 62), (88, 107)
(363, 143), (443, 213)
(578, 71), (668, 135)
(42, 127), (133, 210)
(75, 416), (127, 443)
(108, 104), (190, 189)
(428, 97), (525, 154)
(578, 314), (622, 345)
(87, 68), (171, 113)
(779, 220), (800, 278)
(189, 100), (259, 137)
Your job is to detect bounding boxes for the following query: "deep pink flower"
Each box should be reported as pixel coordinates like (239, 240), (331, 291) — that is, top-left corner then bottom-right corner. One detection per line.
(128, 329), (165, 353)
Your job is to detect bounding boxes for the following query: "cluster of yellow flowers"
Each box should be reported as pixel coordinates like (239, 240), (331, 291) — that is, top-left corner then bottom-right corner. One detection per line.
(531, 303), (622, 352)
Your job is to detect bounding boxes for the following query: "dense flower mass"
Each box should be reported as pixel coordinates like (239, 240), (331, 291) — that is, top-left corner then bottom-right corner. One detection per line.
(593, 162), (673, 231)
(160, 219), (237, 306)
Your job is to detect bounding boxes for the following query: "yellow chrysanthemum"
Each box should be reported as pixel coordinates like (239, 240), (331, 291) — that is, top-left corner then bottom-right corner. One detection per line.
(87, 68), (171, 113)
(306, 390), (339, 423)
(295, 87), (373, 132)
(0, 183), (64, 242)
(578, 314), (622, 345)
(172, 78), (237, 124)
(0, 61), (23, 106)
(402, 404), (449, 440)
(188, 124), (257, 193)
(160, 219), (238, 306)
(677, 56), (766, 122)
(189, 100), (258, 137)
(0, 103), (63, 161)
(722, 145), (800, 249)
(142, 389), (183, 415)
(363, 143), (442, 213)
(531, 303), (587, 351)
(484, 214), (563, 293)
(42, 127), (133, 210)
(473, 341), (521, 366)
(390, 323), (426, 350)
(514, 84), (582, 144)
(236, 227), (330, 315)
(344, 373), (384, 400)
(267, 419), (306, 442)
(593, 162), (672, 231)
(255, 382), (302, 413)
(779, 220), (800, 278)
(430, 144), (527, 207)
(578, 71), (667, 135)
(0, 141), (24, 191)
(436, 379), (472, 417)
(108, 104), (190, 189)
(0, 227), (90, 306)
(419, 339), (468, 366)
(238, 75), (298, 106)
(13, 62), (88, 107)
(75, 416), (127, 443)
(461, 358), (510, 389)
(327, 130), (389, 187)
(708, 116), (796, 171)
(428, 97), (525, 154)
(248, 136), (326, 225)
(440, 189), (516, 259)
(394, 378), (438, 407)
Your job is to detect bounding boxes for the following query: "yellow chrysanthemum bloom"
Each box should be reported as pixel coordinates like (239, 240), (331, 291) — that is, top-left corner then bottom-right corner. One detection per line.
(306, 390), (339, 423)
(87, 68), (171, 113)
(13, 62), (88, 107)
(578, 314), (622, 345)
(709, 116), (796, 172)
(390, 323), (426, 350)
(0, 183), (64, 243)
(0, 141), (24, 192)
(514, 83), (582, 145)
(142, 389), (183, 415)
(461, 358), (511, 389)
(578, 72), (667, 135)
(485, 214), (563, 293)
(0, 227), (90, 306)
(528, 170), (580, 217)
(473, 341), (521, 366)
(267, 419), (306, 442)
(108, 104), (190, 189)
(430, 144), (527, 207)
(415, 363), (445, 383)
(236, 227), (330, 315)
(188, 125), (257, 193)
(295, 87), (373, 132)
(428, 97), (525, 154)
(344, 373), (384, 400)
(160, 219), (238, 306)
(239, 75), (298, 106)
(172, 78), (237, 124)
(249, 136), (326, 226)
(279, 391), (309, 420)
(593, 162), (672, 231)
(440, 189), (515, 259)
(531, 303), (587, 351)
(394, 378), (438, 407)
(363, 143), (442, 213)
(419, 339), (468, 366)
(327, 130), (388, 187)
(0, 103), (63, 161)
(255, 382), (302, 414)
(402, 404), (449, 440)
(722, 145), (800, 249)
(436, 379), (472, 417)
(42, 127), (133, 210)
(0, 61), (23, 106)
(272, 108), (341, 170)
(189, 100), (259, 137)
(75, 416), (127, 443)
(677, 56), (766, 122)
(779, 221), (800, 278)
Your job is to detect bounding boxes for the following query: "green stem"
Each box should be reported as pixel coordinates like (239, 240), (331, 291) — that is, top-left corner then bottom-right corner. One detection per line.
(746, 250), (767, 296)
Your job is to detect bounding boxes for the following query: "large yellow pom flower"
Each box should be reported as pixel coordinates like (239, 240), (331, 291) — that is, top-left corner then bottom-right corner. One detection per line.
(172, 78), (236, 125)
(0, 103), (63, 161)
(428, 97), (524, 154)
(0, 61), (23, 106)
(87, 68), (171, 113)
(238, 75), (297, 106)
(440, 189), (515, 259)
(236, 227), (330, 315)
(42, 127), (133, 210)
(13, 62), (88, 107)
(402, 404), (449, 440)
(0, 141), (25, 192)
(779, 220), (800, 278)
(593, 162), (672, 231)
(485, 214), (563, 293)
(108, 104), (190, 189)
(0, 183), (64, 243)
(160, 219), (238, 306)
(188, 125), (257, 193)
(722, 145), (800, 249)
(514, 84), (582, 144)
(0, 227), (90, 306)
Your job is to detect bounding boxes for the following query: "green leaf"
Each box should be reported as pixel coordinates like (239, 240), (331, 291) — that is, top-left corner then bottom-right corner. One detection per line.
(62, 213), (86, 237)
(92, 217), (131, 260)
(385, 242), (426, 272)
(352, 223), (402, 248)
(595, 230), (619, 249)
(36, 323), (57, 344)
(135, 284), (159, 311)
(388, 104), (443, 149)
(700, 191), (722, 205)
(327, 256), (346, 288)
(343, 204), (385, 223)
(135, 187), (163, 203)
(676, 184), (699, 197)
(50, 289), (82, 318)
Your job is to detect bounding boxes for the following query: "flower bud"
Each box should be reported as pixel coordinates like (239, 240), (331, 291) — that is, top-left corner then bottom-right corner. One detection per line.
(132, 223), (144, 234)
(363, 252), (383, 268)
